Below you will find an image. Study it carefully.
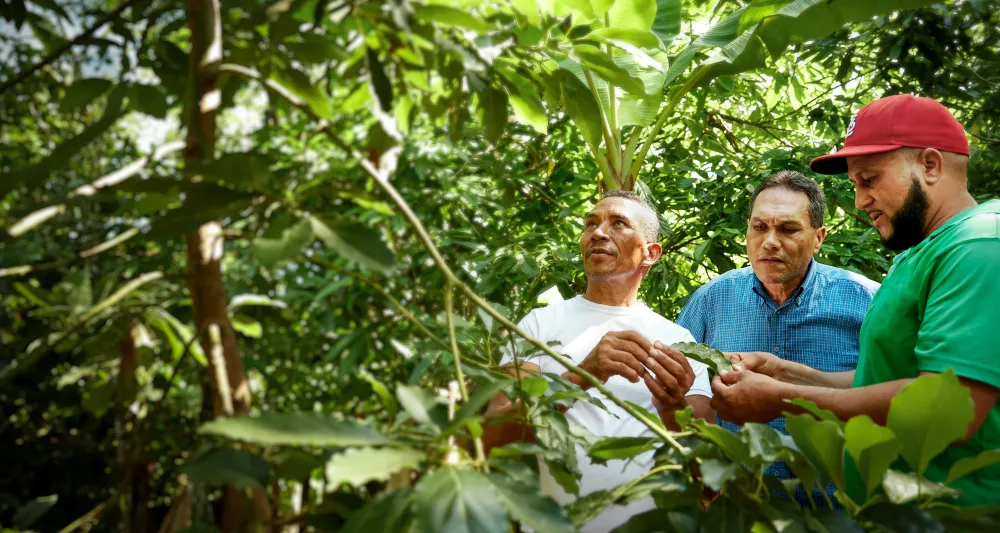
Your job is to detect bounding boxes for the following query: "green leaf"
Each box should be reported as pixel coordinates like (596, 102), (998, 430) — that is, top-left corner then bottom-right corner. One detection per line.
(651, 0), (681, 44)
(573, 44), (647, 96)
(742, 422), (788, 464)
(397, 384), (445, 428)
(945, 449), (1000, 485)
(413, 5), (493, 32)
(310, 215), (395, 273)
(671, 342), (732, 377)
(488, 474), (575, 533)
(693, 418), (752, 464)
(844, 415), (901, 500)
(13, 494), (58, 529)
(180, 448), (271, 489)
(196, 152), (272, 191)
(60, 78), (112, 113)
(228, 294), (287, 310)
(787, 398), (843, 426)
(130, 83), (169, 118)
(413, 468), (507, 533)
(882, 469), (959, 505)
(886, 369), (974, 477)
(365, 47), (393, 112)
(231, 314), (262, 338)
(859, 502), (945, 533)
(325, 447), (424, 490)
(199, 412), (390, 446)
(556, 70), (604, 149)
(476, 85), (508, 145)
(700, 458), (740, 491)
(509, 89), (547, 134)
(588, 436), (657, 462)
(608, 0), (656, 31)
(272, 67), (333, 120)
(359, 370), (398, 419)
(520, 376), (549, 397)
(807, 509), (865, 533)
(588, 28), (662, 50)
(611, 509), (698, 533)
(702, 496), (745, 533)
(341, 488), (414, 533)
(272, 449), (326, 480)
(254, 218), (313, 267)
(785, 413), (845, 493)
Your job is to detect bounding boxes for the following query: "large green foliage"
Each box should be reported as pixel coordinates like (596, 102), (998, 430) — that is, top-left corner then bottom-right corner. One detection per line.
(1, 0), (998, 532)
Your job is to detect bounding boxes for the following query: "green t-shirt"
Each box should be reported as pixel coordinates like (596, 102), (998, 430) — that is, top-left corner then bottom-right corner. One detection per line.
(849, 199), (1000, 506)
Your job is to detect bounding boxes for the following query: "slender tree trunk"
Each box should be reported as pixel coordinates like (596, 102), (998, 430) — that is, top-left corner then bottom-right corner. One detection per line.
(183, 0), (270, 531)
(117, 322), (138, 533)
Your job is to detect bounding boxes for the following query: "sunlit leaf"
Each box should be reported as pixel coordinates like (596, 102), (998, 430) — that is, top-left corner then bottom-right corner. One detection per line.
(844, 415), (900, 500)
(310, 215), (395, 273)
(413, 468), (506, 533)
(199, 413), (390, 446)
(325, 447), (424, 489)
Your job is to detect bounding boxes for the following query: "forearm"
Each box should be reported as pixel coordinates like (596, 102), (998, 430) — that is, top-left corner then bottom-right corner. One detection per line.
(659, 395), (715, 430)
(780, 364), (855, 390)
(778, 378), (913, 425)
(482, 397), (535, 454)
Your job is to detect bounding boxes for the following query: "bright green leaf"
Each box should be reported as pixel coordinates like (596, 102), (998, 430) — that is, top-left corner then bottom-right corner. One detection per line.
(488, 474), (575, 533)
(887, 369), (974, 477)
(588, 436), (657, 462)
(310, 215), (395, 273)
(231, 314), (262, 338)
(199, 413), (390, 446)
(476, 85), (508, 145)
(341, 488), (414, 533)
(253, 218), (313, 267)
(509, 90), (547, 134)
(272, 67), (333, 120)
(785, 413), (845, 493)
(325, 447), (424, 490)
(413, 5), (493, 32)
(671, 342), (733, 377)
(844, 415), (901, 500)
(608, 0), (657, 31)
(945, 449), (1000, 485)
(882, 469), (959, 505)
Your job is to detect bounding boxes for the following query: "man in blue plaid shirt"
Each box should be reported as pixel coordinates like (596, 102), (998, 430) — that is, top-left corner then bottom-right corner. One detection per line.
(676, 171), (879, 506)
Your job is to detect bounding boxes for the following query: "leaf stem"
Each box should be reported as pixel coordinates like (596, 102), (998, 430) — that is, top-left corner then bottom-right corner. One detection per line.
(582, 68), (622, 182)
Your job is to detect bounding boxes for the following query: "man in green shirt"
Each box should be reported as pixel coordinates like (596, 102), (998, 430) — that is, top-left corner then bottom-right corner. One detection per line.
(709, 94), (1000, 506)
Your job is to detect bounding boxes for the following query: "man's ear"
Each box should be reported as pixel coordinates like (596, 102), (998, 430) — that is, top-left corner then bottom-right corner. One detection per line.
(920, 148), (945, 185)
(644, 242), (663, 266)
(813, 226), (827, 255)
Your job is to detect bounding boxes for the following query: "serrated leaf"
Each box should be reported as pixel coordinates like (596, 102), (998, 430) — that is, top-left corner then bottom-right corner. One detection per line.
(60, 78), (112, 113)
(325, 447), (424, 490)
(414, 468), (507, 533)
(180, 448), (271, 489)
(199, 412), (389, 446)
(310, 215), (395, 273)
(488, 474), (574, 533)
(887, 369), (974, 477)
(671, 342), (732, 377)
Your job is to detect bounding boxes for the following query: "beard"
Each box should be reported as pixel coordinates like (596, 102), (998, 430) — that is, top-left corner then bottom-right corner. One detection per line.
(883, 177), (929, 252)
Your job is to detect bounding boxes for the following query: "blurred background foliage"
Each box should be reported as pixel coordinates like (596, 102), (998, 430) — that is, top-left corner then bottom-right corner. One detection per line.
(0, 0), (997, 531)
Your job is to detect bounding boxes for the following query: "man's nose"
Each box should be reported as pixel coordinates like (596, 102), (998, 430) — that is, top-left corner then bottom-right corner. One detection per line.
(762, 229), (780, 250)
(855, 188), (871, 210)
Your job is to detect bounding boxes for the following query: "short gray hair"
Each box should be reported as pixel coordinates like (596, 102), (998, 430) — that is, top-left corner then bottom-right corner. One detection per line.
(749, 171), (826, 228)
(600, 189), (660, 243)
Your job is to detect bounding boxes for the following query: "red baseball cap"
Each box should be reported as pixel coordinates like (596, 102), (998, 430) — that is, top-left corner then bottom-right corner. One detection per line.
(809, 94), (969, 175)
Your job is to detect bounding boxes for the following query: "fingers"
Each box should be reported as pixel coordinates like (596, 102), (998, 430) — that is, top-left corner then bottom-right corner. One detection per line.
(724, 352), (758, 372)
(610, 330), (653, 354)
(608, 361), (641, 383)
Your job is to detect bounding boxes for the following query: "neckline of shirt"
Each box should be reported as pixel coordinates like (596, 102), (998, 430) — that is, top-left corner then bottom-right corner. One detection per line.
(892, 199), (1000, 266)
(750, 259), (817, 308)
(572, 295), (649, 316)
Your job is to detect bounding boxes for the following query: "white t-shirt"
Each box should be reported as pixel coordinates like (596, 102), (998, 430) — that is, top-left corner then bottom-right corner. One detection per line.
(502, 295), (712, 533)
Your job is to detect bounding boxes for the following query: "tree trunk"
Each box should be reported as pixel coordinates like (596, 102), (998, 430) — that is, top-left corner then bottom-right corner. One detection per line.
(183, 0), (270, 531)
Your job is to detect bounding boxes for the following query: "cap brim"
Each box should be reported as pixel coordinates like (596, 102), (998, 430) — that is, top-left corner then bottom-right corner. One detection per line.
(809, 144), (902, 175)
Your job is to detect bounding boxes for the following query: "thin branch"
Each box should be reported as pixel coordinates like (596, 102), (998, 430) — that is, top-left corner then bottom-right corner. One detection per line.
(0, 0), (145, 94)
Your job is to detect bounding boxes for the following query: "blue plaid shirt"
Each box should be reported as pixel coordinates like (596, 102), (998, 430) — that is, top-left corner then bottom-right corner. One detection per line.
(676, 260), (879, 505)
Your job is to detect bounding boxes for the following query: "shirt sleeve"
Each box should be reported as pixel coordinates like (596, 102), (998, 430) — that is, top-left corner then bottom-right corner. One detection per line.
(676, 287), (708, 343)
(915, 239), (1000, 390)
(498, 310), (556, 372)
(681, 330), (713, 398)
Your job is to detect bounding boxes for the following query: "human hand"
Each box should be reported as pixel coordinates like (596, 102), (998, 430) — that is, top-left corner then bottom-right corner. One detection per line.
(643, 341), (695, 413)
(577, 330), (654, 389)
(724, 351), (788, 379)
(709, 370), (784, 424)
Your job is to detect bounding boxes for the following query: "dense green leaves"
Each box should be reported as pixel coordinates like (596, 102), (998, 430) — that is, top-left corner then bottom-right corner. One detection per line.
(59, 78), (112, 113)
(488, 474), (575, 533)
(310, 215), (395, 273)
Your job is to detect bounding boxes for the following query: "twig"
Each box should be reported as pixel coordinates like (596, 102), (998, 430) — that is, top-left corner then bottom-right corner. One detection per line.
(0, 0), (144, 94)
(57, 496), (112, 533)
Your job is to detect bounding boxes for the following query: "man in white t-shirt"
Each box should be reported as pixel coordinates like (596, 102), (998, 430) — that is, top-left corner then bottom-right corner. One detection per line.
(483, 190), (715, 533)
